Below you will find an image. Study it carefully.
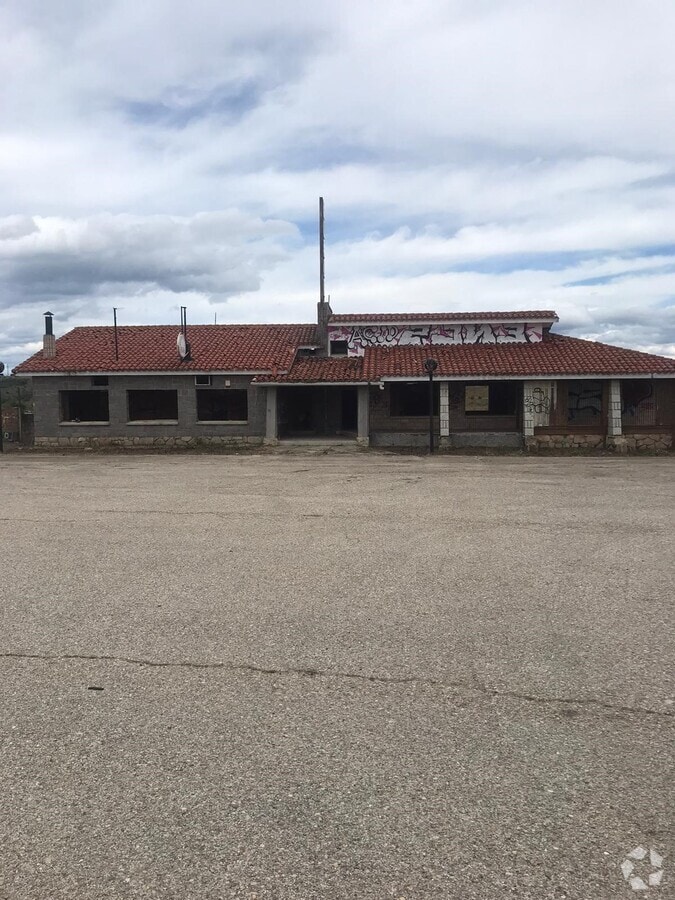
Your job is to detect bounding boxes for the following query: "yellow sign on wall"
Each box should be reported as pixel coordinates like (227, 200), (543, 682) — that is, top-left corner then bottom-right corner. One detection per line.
(465, 385), (489, 412)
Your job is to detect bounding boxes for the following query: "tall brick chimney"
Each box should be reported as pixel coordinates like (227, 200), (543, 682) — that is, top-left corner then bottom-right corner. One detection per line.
(43, 311), (56, 358)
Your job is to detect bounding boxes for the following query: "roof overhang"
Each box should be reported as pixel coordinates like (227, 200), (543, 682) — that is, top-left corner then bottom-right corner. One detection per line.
(256, 380), (373, 387)
(379, 373), (669, 381)
(21, 369), (275, 377)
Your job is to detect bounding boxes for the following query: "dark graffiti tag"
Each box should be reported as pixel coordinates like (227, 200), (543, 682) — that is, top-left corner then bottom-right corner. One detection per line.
(622, 381), (653, 416)
(622, 381), (656, 425)
(568, 381), (602, 421)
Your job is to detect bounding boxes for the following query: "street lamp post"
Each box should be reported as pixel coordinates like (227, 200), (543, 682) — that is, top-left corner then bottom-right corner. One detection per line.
(424, 358), (438, 454)
(0, 362), (5, 453)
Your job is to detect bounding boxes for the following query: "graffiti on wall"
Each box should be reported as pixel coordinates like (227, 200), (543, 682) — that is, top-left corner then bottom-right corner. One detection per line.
(524, 386), (552, 415)
(622, 382), (653, 416)
(622, 381), (656, 425)
(567, 381), (602, 422)
(329, 322), (544, 356)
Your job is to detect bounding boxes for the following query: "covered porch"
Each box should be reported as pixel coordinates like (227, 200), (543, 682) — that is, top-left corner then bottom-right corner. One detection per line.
(369, 379), (524, 448)
(524, 377), (674, 451)
(261, 375), (673, 451)
(263, 384), (370, 444)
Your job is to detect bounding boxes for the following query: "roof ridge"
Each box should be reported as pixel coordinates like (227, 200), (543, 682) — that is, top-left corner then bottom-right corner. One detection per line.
(68, 323), (316, 331)
(330, 310), (558, 320)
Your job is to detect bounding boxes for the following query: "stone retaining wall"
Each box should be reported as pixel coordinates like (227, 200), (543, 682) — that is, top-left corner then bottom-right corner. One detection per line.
(527, 434), (605, 450)
(34, 436), (263, 448)
(32, 432), (674, 452)
(526, 433), (672, 452)
(615, 433), (672, 452)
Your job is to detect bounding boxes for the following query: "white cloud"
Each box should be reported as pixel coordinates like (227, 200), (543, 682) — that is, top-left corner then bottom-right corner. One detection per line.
(0, 211), (297, 300)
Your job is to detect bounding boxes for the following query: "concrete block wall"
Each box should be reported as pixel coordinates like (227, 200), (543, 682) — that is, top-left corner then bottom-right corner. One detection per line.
(440, 432), (523, 449)
(32, 374), (266, 446)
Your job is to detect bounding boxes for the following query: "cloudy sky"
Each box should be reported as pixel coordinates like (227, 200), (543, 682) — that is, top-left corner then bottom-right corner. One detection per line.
(1, 0), (675, 371)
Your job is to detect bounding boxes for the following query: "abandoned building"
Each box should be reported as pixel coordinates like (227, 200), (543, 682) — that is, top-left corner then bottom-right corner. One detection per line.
(13, 301), (675, 451)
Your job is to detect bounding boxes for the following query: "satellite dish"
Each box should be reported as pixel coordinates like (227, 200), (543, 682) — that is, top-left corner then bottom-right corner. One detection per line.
(177, 332), (188, 359)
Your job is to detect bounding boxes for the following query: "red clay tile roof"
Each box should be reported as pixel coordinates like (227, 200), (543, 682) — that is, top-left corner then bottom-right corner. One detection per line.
(330, 310), (558, 323)
(254, 356), (366, 383)
(14, 322), (675, 381)
(14, 324), (318, 374)
(362, 335), (675, 379)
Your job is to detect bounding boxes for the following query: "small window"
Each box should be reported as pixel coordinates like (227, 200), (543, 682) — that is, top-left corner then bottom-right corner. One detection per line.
(330, 340), (349, 356)
(91, 375), (109, 387)
(297, 348), (317, 357)
(390, 383), (439, 417)
(464, 382), (518, 416)
(127, 390), (178, 422)
(60, 390), (109, 422)
(197, 389), (248, 422)
(195, 375), (212, 386)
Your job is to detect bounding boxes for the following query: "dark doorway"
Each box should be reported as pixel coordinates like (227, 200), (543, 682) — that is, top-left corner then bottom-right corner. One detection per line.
(281, 387), (316, 436)
(340, 388), (357, 431)
(279, 386), (358, 439)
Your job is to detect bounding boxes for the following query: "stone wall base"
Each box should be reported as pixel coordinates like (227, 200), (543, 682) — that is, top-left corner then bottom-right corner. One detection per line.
(372, 432), (521, 449)
(370, 433), (430, 448)
(34, 435), (264, 449)
(440, 432), (522, 449)
(32, 432), (673, 453)
(526, 433), (672, 452)
(615, 433), (672, 452)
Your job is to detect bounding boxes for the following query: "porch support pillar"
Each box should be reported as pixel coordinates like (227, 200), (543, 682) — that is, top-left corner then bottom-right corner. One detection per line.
(608, 380), (622, 436)
(523, 381), (554, 438)
(439, 382), (450, 437)
(264, 386), (278, 444)
(523, 382), (536, 437)
(357, 385), (370, 446)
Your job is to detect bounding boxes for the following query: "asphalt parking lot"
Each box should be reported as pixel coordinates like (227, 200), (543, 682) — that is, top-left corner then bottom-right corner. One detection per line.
(0, 452), (673, 899)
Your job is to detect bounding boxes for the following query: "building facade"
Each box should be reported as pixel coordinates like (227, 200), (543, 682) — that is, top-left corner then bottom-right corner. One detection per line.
(14, 305), (675, 452)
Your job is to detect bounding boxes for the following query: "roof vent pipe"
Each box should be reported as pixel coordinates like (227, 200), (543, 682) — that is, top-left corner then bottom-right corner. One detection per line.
(177, 306), (192, 361)
(43, 311), (56, 358)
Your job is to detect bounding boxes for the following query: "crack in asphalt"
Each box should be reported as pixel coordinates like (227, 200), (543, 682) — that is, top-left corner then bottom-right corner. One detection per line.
(1, 651), (673, 720)
(0, 510), (669, 535)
